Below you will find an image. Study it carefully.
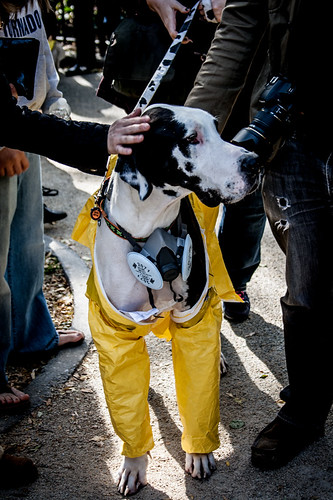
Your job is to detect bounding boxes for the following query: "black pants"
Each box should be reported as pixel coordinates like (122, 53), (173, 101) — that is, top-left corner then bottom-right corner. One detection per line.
(73, 0), (96, 67)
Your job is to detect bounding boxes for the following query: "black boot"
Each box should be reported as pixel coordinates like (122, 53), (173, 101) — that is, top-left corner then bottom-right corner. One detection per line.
(251, 416), (324, 470)
(223, 290), (250, 322)
(43, 204), (67, 223)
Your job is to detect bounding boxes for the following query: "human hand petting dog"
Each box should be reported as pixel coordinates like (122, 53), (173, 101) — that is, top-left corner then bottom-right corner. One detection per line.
(107, 109), (150, 156)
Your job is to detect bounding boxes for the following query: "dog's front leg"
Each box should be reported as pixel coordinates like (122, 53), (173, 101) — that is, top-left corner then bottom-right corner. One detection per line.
(220, 352), (229, 376)
(117, 454), (149, 496)
(185, 452), (216, 479)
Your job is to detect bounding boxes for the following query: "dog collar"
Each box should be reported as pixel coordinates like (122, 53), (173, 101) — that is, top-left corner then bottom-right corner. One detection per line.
(90, 177), (176, 244)
(91, 195), (149, 243)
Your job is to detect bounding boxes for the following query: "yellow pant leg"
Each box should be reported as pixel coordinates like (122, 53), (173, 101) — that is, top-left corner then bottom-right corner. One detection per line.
(170, 288), (222, 454)
(88, 300), (154, 458)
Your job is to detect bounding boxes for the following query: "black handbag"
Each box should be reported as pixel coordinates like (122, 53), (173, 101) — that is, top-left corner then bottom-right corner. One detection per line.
(100, 16), (173, 99)
(0, 37), (40, 99)
(97, 13), (217, 112)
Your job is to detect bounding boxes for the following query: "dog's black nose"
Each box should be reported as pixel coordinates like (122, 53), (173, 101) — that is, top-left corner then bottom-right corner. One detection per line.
(240, 154), (261, 175)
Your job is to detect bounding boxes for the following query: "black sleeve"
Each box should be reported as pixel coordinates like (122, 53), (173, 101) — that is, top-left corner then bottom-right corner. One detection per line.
(0, 74), (110, 175)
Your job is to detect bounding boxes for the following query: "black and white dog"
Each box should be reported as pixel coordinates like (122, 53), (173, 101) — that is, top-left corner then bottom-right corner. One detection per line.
(91, 104), (260, 495)
(96, 104), (259, 313)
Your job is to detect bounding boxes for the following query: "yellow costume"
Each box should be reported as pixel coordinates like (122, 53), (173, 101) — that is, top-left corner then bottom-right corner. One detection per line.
(72, 155), (241, 458)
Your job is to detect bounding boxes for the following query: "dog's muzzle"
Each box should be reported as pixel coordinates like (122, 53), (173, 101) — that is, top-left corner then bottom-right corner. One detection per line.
(239, 152), (260, 175)
(239, 152), (262, 191)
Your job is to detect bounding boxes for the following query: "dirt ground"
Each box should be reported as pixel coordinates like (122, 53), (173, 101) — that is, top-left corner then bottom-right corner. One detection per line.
(1, 72), (332, 500)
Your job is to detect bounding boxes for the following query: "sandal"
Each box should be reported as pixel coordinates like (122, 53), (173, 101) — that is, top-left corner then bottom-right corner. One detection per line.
(0, 384), (30, 414)
(42, 186), (59, 196)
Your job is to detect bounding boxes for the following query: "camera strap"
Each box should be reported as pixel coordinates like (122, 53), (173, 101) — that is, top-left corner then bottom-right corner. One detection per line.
(280, 0), (301, 77)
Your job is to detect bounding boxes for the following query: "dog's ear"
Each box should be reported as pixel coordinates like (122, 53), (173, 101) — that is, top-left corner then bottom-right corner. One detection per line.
(115, 153), (153, 201)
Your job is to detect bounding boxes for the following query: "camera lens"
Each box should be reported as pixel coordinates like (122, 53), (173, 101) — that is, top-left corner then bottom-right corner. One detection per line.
(232, 104), (288, 157)
(231, 76), (296, 160)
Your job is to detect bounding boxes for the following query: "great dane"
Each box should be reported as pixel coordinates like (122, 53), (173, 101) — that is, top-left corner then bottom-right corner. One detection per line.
(82, 104), (260, 495)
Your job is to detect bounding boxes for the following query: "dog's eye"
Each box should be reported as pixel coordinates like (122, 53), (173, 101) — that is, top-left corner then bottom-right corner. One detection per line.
(186, 133), (200, 145)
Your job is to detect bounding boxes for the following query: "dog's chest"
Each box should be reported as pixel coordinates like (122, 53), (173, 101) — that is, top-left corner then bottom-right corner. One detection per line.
(94, 199), (207, 319)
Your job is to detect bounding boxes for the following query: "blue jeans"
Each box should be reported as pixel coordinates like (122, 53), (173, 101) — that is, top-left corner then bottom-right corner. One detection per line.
(262, 137), (333, 431)
(218, 187), (266, 291)
(0, 153), (58, 385)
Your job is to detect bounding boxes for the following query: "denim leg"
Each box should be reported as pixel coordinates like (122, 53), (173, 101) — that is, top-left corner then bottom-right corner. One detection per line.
(262, 139), (333, 431)
(6, 153), (58, 354)
(218, 187), (266, 290)
(0, 176), (18, 384)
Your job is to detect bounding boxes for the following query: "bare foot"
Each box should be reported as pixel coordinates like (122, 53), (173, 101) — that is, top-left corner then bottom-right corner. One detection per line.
(185, 452), (216, 479)
(117, 454), (149, 496)
(0, 385), (30, 406)
(57, 329), (85, 347)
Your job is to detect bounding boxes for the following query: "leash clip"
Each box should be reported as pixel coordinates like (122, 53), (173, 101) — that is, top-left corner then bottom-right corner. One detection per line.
(90, 176), (113, 222)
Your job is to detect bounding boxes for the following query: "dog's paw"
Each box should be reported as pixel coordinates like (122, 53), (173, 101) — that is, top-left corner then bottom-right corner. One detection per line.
(220, 352), (229, 376)
(117, 454), (149, 496)
(185, 452), (216, 479)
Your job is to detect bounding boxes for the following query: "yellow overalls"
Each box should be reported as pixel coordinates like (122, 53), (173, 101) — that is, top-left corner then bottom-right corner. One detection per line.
(72, 155), (241, 458)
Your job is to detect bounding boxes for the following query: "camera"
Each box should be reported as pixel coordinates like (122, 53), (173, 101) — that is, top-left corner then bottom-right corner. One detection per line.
(231, 76), (296, 160)
(0, 38), (39, 99)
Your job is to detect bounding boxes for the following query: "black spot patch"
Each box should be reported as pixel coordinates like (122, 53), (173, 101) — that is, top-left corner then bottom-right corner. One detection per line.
(122, 106), (222, 205)
(138, 96), (147, 107)
(206, 9), (215, 21)
(135, 107), (189, 189)
(162, 189), (178, 197)
(170, 42), (181, 54)
(179, 20), (191, 33)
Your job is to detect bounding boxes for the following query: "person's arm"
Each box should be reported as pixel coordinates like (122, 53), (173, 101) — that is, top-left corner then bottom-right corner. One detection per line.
(0, 75), (150, 174)
(185, 0), (268, 133)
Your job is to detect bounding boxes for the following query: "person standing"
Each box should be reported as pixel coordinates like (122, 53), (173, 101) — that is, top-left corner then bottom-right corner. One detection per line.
(186, 0), (333, 469)
(65, 0), (99, 76)
(0, 0), (85, 411)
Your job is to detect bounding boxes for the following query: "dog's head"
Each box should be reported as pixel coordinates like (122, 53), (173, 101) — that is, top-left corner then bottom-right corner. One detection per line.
(115, 104), (261, 207)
